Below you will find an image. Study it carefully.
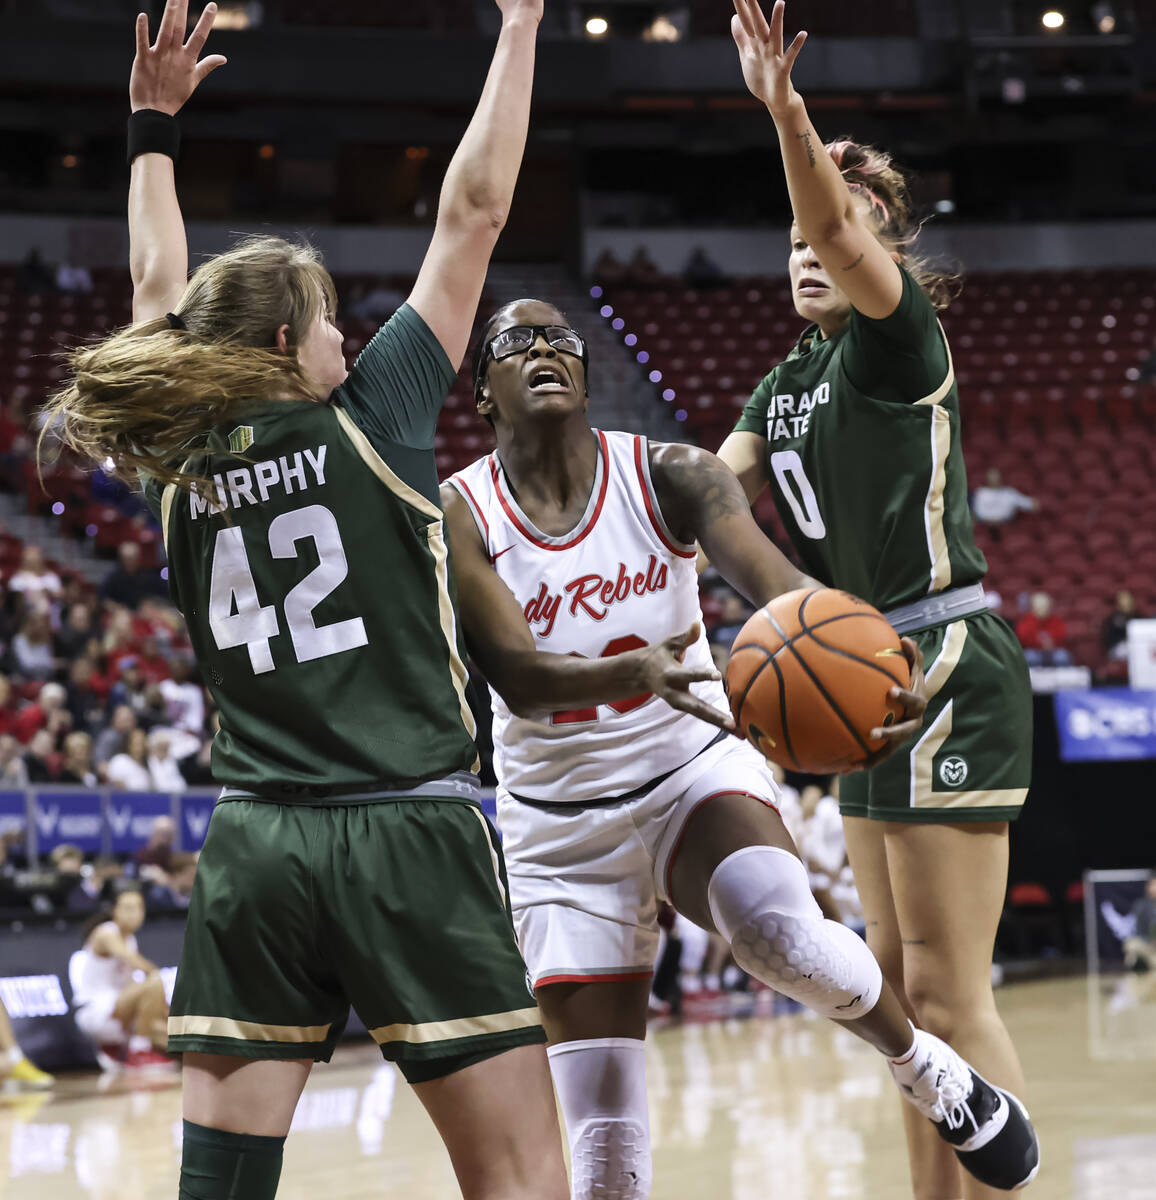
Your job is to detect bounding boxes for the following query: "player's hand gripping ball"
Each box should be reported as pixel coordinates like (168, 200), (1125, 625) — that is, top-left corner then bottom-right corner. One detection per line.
(725, 588), (910, 774)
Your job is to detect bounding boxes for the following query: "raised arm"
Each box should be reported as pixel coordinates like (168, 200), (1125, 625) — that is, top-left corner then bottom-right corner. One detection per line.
(441, 485), (733, 730)
(731, 0), (902, 319)
(406, 0), (542, 369)
(127, 0), (227, 323)
(649, 442), (813, 606)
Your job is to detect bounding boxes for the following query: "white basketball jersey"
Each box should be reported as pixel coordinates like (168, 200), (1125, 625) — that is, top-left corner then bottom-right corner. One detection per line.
(72, 922), (137, 1004)
(448, 430), (725, 803)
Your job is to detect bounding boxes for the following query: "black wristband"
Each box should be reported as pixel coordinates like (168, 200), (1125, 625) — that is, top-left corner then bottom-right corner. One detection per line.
(127, 109), (181, 167)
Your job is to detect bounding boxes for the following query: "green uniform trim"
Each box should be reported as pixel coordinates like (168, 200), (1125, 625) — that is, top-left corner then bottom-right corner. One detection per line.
(838, 611), (1032, 824)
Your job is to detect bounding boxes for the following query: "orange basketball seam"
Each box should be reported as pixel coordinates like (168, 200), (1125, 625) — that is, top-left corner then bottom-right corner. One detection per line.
(765, 605), (874, 764)
(804, 628), (909, 685)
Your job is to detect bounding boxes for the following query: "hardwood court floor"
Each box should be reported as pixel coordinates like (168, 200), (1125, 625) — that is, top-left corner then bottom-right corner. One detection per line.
(2, 974), (1154, 1200)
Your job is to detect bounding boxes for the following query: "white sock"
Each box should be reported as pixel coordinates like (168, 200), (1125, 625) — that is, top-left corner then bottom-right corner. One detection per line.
(888, 1022), (933, 1087)
(6, 1046), (24, 1067)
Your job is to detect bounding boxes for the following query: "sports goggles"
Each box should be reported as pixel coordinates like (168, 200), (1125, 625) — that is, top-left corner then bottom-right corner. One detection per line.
(486, 324), (586, 362)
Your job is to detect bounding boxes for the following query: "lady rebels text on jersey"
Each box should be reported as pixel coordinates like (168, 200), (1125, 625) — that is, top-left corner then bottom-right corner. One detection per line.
(447, 431), (725, 803)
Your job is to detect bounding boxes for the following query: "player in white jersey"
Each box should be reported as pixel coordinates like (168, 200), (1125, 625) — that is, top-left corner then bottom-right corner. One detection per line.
(71, 886), (171, 1069)
(442, 298), (1041, 1199)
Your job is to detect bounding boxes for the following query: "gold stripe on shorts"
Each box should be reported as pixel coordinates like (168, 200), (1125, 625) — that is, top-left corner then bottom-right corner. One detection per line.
(168, 1015), (332, 1043)
(470, 807), (506, 908)
(368, 1006), (541, 1047)
(916, 787), (1029, 811)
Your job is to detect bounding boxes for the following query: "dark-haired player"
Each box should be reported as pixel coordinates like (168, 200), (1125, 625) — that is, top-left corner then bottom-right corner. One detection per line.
(441, 297), (1036, 1200)
(717, 3), (1037, 1195)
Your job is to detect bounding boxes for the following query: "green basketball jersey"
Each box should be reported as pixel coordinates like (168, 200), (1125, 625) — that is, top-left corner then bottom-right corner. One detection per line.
(148, 304), (478, 798)
(734, 267), (986, 612)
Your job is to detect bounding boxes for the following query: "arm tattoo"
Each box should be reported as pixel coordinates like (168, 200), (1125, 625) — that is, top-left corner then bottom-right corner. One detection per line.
(697, 459), (751, 525)
(841, 252), (865, 272)
(651, 446), (748, 542)
(796, 129), (816, 168)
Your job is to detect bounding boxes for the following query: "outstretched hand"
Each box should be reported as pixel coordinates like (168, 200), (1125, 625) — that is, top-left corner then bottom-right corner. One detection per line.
(641, 625), (736, 733)
(731, 0), (807, 116)
(847, 637), (928, 772)
(130, 0), (227, 116)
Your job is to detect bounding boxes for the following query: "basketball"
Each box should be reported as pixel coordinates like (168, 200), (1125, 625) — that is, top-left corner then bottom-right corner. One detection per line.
(725, 588), (910, 774)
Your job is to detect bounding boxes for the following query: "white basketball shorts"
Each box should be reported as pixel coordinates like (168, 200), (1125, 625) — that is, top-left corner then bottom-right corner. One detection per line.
(496, 736), (780, 988)
(74, 989), (126, 1044)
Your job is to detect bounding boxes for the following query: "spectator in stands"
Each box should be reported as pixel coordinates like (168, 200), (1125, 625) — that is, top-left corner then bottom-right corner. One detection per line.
(66, 856), (124, 914)
(65, 657), (107, 734)
(1016, 591), (1072, 666)
(105, 727), (153, 791)
(624, 246), (663, 287)
(49, 842), (85, 904)
(684, 245), (725, 289)
(708, 591), (753, 649)
(0, 733), (29, 785)
(970, 468), (1038, 534)
(147, 850), (199, 911)
(58, 731), (97, 787)
(13, 680), (70, 744)
(93, 703), (137, 768)
(158, 658), (205, 737)
(9, 611), (60, 680)
(7, 545), (63, 615)
(22, 728), (59, 783)
(1123, 876), (1156, 973)
(105, 661), (148, 719)
(55, 601), (99, 661)
(592, 248), (627, 286)
(1102, 590), (1140, 661)
(16, 247), (55, 295)
(55, 260), (93, 294)
(179, 710), (218, 785)
(135, 814), (176, 875)
(101, 541), (166, 610)
(0, 674), (17, 738)
(147, 730), (186, 792)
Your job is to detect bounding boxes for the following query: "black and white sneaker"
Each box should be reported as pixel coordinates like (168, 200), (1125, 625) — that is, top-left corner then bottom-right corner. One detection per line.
(893, 1033), (1040, 1191)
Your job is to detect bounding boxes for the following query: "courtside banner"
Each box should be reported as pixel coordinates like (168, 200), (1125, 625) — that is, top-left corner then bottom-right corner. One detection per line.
(105, 791), (175, 855)
(31, 790), (104, 854)
(0, 789), (25, 837)
(1053, 688), (1156, 762)
(179, 791), (217, 851)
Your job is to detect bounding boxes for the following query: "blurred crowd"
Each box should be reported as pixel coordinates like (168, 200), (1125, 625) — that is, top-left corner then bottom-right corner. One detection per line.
(0, 539), (215, 793)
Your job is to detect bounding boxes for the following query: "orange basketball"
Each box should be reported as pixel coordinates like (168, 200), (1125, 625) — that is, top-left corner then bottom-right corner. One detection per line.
(725, 588), (910, 775)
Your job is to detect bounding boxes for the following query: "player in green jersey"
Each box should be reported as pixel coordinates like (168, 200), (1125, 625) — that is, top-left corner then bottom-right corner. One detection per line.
(718, 4), (1035, 1197)
(28, 2), (717, 1198)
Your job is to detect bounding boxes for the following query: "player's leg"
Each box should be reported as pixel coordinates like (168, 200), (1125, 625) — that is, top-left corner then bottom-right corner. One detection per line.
(167, 801), (351, 1200)
(329, 798), (567, 1200)
(859, 614), (1037, 1197)
(886, 819), (1028, 1200)
(0, 997), (53, 1089)
(493, 790), (662, 1200)
(843, 812), (963, 1200)
(664, 740), (1038, 1193)
(112, 975), (169, 1048)
(413, 1043), (567, 1200)
(536, 979), (654, 1200)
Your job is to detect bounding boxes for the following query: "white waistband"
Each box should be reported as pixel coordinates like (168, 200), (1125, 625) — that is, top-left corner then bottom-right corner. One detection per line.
(882, 583), (988, 635)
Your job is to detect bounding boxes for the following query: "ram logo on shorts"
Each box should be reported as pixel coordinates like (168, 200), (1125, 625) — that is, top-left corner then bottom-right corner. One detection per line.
(939, 756), (969, 787)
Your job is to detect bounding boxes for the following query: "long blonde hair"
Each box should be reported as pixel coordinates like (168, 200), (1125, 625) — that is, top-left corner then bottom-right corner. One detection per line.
(40, 235), (337, 490)
(825, 139), (960, 311)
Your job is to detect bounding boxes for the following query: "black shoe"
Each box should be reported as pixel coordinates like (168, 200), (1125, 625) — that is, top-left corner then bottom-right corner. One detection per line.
(898, 1034), (1041, 1191)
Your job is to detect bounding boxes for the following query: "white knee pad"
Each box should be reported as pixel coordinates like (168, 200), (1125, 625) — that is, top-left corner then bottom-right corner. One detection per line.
(708, 845), (882, 1021)
(547, 1038), (651, 1200)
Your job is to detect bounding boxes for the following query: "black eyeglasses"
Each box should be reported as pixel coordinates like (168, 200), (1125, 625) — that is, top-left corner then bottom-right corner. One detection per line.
(475, 324), (588, 389)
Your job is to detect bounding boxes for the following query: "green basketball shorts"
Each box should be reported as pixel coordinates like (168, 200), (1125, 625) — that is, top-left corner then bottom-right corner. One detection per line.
(839, 611), (1032, 824)
(167, 797), (544, 1082)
